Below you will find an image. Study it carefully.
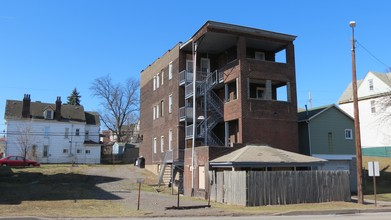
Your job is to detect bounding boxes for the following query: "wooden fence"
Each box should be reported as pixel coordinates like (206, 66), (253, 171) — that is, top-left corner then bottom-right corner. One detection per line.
(209, 170), (350, 206)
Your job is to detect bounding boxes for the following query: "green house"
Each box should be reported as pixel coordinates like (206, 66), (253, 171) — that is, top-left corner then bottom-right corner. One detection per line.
(298, 104), (357, 192)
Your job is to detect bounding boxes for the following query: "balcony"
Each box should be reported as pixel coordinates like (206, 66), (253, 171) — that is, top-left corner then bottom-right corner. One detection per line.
(179, 106), (193, 121)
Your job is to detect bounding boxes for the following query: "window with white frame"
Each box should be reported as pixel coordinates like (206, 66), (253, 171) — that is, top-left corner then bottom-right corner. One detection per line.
(371, 100), (376, 113)
(85, 130), (89, 141)
(156, 104), (160, 118)
(44, 127), (50, 138)
(345, 129), (353, 139)
(169, 61), (173, 80)
(160, 136), (164, 152)
(85, 150), (91, 154)
(77, 149), (82, 154)
(169, 94), (173, 113)
(153, 76), (156, 91)
(156, 73), (160, 89)
(76, 129), (80, 136)
(153, 106), (156, 120)
(161, 70), (164, 85)
(44, 109), (54, 119)
(64, 128), (69, 138)
(153, 137), (157, 153)
(369, 79), (374, 91)
(168, 129), (172, 151)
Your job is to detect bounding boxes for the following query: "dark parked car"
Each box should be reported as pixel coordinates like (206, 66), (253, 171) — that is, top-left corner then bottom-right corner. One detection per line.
(0, 156), (40, 167)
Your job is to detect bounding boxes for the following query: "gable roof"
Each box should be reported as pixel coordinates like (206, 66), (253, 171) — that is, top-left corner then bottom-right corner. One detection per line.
(210, 145), (326, 168)
(297, 104), (353, 122)
(5, 100), (99, 125)
(338, 71), (391, 104)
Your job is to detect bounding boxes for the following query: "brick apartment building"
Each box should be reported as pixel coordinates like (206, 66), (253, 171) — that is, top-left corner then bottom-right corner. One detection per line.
(140, 21), (298, 196)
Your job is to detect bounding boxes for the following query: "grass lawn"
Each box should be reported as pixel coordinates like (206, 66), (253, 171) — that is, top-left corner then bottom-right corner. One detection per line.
(0, 161), (390, 218)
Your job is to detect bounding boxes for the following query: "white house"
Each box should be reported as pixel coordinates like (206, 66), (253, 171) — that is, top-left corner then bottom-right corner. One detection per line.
(338, 71), (391, 156)
(4, 94), (101, 164)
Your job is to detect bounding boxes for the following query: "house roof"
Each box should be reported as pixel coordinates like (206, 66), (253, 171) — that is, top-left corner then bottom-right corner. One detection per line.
(210, 145), (326, 168)
(5, 100), (100, 125)
(297, 104), (353, 122)
(338, 71), (391, 104)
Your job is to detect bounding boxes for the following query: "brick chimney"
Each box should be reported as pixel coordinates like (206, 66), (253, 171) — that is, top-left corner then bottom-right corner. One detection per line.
(55, 96), (62, 121)
(22, 94), (31, 118)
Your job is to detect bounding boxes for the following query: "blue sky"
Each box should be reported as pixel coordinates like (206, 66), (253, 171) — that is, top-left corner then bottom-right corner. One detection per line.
(1, 1), (390, 132)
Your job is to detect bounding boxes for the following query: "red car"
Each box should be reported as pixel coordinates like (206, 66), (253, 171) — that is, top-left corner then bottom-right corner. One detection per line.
(0, 156), (40, 167)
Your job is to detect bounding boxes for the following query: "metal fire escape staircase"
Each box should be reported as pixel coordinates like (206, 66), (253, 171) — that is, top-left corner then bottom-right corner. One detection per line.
(197, 70), (225, 146)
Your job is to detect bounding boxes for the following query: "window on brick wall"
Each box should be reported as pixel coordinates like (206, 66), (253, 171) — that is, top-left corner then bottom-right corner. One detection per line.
(169, 61), (173, 80)
(169, 94), (173, 113)
(161, 136), (164, 152)
(153, 137), (157, 154)
(161, 70), (164, 85)
(156, 73), (160, 89)
(153, 76), (156, 91)
(168, 129), (172, 151)
(160, 100), (164, 117)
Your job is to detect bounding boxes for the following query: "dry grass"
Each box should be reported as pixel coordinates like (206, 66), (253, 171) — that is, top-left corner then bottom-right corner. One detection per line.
(0, 162), (390, 218)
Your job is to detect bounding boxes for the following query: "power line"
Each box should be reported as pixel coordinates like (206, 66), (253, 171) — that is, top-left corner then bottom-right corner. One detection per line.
(356, 40), (391, 70)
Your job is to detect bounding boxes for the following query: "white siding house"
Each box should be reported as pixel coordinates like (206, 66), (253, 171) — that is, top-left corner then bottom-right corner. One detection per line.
(5, 94), (101, 164)
(338, 71), (391, 155)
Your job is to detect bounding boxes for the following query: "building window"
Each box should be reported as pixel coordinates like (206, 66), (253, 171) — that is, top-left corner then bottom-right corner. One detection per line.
(76, 129), (80, 136)
(153, 137), (157, 154)
(160, 100), (164, 117)
(43, 145), (49, 157)
(345, 129), (353, 139)
(371, 100), (376, 113)
(77, 149), (82, 154)
(156, 104), (160, 118)
(186, 60), (193, 73)
(85, 130), (89, 141)
(328, 132), (333, 153)
(256, 87), (264, 99)
(153, 76), (156, 91)
(169, 94), (173, 113)
(160, 136), (164, 152)
(369, 79), (374, 91)
(255, 52), (265, 61)
(161, 70), (164, 85)
(156, 73), (160, 89)
(44, 127), (50, 138)
(168, 129), (172, 151)
(44, 109), (53, 119)
(65, 128), (69, 138)
(153, 106), (156, 120)
(63, 149), (68, 154)
(169, 61), (173, 80)
(85, 150), (91, 154)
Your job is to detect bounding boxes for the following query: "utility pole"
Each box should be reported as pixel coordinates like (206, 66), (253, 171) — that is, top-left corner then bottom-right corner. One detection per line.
(350, 20), (363, 204)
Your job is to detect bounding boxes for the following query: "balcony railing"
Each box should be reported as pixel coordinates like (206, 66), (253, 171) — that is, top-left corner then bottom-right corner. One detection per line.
(179, 106), (193, 121)
(185, 124), (193, 139)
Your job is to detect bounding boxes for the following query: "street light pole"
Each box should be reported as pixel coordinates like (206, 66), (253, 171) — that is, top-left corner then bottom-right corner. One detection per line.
(350, 20), (363, 204)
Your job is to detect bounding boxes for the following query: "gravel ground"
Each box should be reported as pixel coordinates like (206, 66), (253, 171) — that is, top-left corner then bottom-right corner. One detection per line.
(83, 165), (229, 217)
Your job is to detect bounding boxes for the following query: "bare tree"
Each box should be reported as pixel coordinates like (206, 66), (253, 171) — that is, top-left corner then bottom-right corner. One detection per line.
(16, 121), (36, 164)
(90, 74), (140, 142)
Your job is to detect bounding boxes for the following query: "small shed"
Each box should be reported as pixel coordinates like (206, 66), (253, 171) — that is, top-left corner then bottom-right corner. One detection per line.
(209, 145), (351, 206)
(210, 145), (326, 170)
